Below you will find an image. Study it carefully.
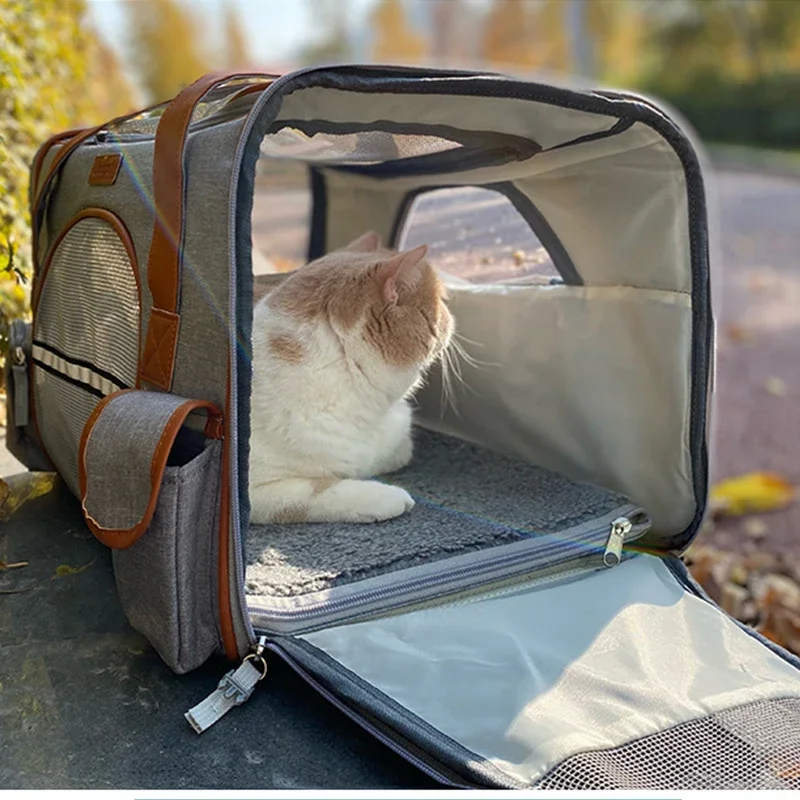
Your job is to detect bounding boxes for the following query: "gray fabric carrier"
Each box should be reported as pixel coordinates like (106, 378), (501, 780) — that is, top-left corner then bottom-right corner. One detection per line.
(10, 65), (800, 790)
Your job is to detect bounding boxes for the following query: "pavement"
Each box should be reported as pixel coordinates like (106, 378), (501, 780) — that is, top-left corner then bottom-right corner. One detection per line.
(2, 163), (799, 789)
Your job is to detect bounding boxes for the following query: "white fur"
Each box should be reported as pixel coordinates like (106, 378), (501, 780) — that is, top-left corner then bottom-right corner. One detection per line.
(248, 300), (434, 525)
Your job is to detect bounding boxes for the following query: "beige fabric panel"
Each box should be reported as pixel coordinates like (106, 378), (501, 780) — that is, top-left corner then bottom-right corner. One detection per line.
(415, 282), (695, 536)
(276, 86), (618, 150)
(310, 123), (691, 292)
(514, 126), (691, 292)
(321, 170), (409, 251)
(302, 555), (800, 787)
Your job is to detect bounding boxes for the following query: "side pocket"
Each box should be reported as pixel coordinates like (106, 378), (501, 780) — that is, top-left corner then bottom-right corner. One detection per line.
(4, 319), (53, 471)
(79, 389), (225, 674)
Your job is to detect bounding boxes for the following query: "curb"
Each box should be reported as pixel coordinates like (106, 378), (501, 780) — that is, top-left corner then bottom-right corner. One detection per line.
(708, 145), (800, 181)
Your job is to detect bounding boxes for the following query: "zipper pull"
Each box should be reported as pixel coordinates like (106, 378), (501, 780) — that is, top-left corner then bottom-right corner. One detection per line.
(185, 636), (268, 734)
(11, 345), (29, 428)
(603, 517), (632, 567)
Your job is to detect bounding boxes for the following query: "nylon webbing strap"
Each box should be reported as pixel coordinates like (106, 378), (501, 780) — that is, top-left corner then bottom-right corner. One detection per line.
(185, 659), (263, 734)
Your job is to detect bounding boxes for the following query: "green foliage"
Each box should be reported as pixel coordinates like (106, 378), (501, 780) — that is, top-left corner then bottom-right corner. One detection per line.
(644, 72), (800, 151)
(124, 0), (211, 103)
(0, 0), (135, 383)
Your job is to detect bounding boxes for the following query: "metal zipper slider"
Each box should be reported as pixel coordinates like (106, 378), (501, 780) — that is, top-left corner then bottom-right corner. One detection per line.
(603, 517), (632, 567)
(185, 636), (268, 734)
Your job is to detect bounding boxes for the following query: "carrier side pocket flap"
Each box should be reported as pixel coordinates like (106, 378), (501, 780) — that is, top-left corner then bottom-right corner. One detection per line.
(79, 389), (222, 548)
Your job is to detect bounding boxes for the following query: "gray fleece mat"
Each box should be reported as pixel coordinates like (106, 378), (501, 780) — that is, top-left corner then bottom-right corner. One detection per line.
(246, 429), (630, 598)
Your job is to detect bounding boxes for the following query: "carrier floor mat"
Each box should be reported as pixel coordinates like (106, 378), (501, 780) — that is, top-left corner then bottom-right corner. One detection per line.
(245, 428), (631, 599)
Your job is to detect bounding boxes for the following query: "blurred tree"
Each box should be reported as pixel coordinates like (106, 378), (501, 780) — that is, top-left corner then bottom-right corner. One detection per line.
(0, 0), (135, 375)
(223, 0), (251, 68)
(482, 0), (538, 68)
(482, 0), (569, 72)
(586, 0), (649, 84)
(125, 0), (210, 103)
(299, 0), (354, 64)
(371, 0), (427, 63)
(642, 0), (800, 89)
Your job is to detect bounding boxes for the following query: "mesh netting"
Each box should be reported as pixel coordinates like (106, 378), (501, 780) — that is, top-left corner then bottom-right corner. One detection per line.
(535, 697), (800, 790)
(260, 128), (461, 164)
(33, 215), (140, 492)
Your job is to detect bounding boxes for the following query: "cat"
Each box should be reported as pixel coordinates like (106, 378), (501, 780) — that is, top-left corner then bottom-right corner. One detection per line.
(248, 231), (454, 525)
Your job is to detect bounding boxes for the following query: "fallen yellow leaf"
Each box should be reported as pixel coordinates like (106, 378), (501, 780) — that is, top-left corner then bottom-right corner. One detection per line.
(711, 472), (796, 517)
(53, 560), (94, 578)
(0, 472), (57, 521)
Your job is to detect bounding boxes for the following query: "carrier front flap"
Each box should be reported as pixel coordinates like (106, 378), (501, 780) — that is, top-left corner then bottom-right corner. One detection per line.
(78, 389), (223, 549)
(276, 555), (800, 790)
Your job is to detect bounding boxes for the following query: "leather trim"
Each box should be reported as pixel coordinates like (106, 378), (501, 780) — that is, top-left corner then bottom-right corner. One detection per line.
(140, 71), (274, 391)
(30, 128), (85, 207)
(88, 153), (123, 186)
(30, 100), (163, 225)
(29, 208), (144, 468)
(140, 308), (180, 391)
(78, 392), (224, 550)
(218, 389), (238, 661)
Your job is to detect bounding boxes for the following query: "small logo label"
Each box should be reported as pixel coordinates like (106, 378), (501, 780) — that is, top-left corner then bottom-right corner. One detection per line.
(88, 153), (122, 186)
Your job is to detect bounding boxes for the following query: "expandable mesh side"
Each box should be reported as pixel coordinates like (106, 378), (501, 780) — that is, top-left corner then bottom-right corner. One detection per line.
(534, 697), (800, 791)
(33, 215), (140, 493)
(34, 217), (140, 384)
(260, 128), (461, 164)
(34, 368), (97, 496)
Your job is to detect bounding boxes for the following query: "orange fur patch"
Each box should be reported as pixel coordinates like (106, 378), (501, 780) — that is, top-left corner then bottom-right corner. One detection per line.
(269, 247), (451, 368)
(272, 504), (309, 523)
(268, 333), (305, 364)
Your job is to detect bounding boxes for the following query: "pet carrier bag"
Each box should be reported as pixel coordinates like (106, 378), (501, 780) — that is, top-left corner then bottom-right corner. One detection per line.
(10, 65), (800, 789)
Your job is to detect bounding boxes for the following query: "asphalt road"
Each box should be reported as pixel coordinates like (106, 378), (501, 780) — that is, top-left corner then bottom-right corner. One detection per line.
(1, 165), (798, 789)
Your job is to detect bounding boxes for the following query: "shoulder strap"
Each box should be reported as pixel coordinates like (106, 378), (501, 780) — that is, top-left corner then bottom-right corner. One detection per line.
(140, 70), (276, 391)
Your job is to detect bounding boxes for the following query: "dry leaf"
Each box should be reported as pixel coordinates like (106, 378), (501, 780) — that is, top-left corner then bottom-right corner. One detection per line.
(743, 517), (768, 540)
(53, 560), (95, 579)
(765, 377), (788, 397)
(0, 561), (28, 571)
(720, 582), (748, 618)
(0, 472), (58, 521)
(710, 472), (796, 517)
(726, 324), (754, 344)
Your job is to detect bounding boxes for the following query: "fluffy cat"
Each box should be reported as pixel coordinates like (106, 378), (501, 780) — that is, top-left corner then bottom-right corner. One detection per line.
(249, 232), (454, 525)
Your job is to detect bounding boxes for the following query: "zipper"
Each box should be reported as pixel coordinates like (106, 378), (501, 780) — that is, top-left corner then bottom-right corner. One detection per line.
(603, 516), (632, 567)
(250, 511), (649, 635)
(265, 642), (475, 787)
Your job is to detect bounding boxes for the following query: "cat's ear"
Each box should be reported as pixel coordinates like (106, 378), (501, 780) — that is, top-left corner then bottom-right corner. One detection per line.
(375, 244), (429, 304)
(342, 231), (382, 252)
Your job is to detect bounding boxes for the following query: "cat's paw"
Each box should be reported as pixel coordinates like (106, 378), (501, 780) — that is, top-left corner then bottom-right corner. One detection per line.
(359, 482), (415, 522)
(311, 479), (414, 523)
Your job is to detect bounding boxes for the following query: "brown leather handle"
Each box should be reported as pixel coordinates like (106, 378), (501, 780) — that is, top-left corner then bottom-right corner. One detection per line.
(30, 102), (165, 229)
(140, 70), (276, 391)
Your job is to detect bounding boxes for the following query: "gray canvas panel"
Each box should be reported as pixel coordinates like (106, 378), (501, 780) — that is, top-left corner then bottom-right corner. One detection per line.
(172, 116), (247, 408)
(81, 390), (199, 531)
(113, 439), (222, 674)
(37, 139), (156, 306)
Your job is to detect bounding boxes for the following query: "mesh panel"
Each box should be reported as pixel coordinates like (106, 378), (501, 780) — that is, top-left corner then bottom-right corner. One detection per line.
(260, 128), (461, 164)
(33, 215), (140, 492)
(535, 697), (800, 790)
(35, 217), (140, 384)
(34, 368), (99, 496)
